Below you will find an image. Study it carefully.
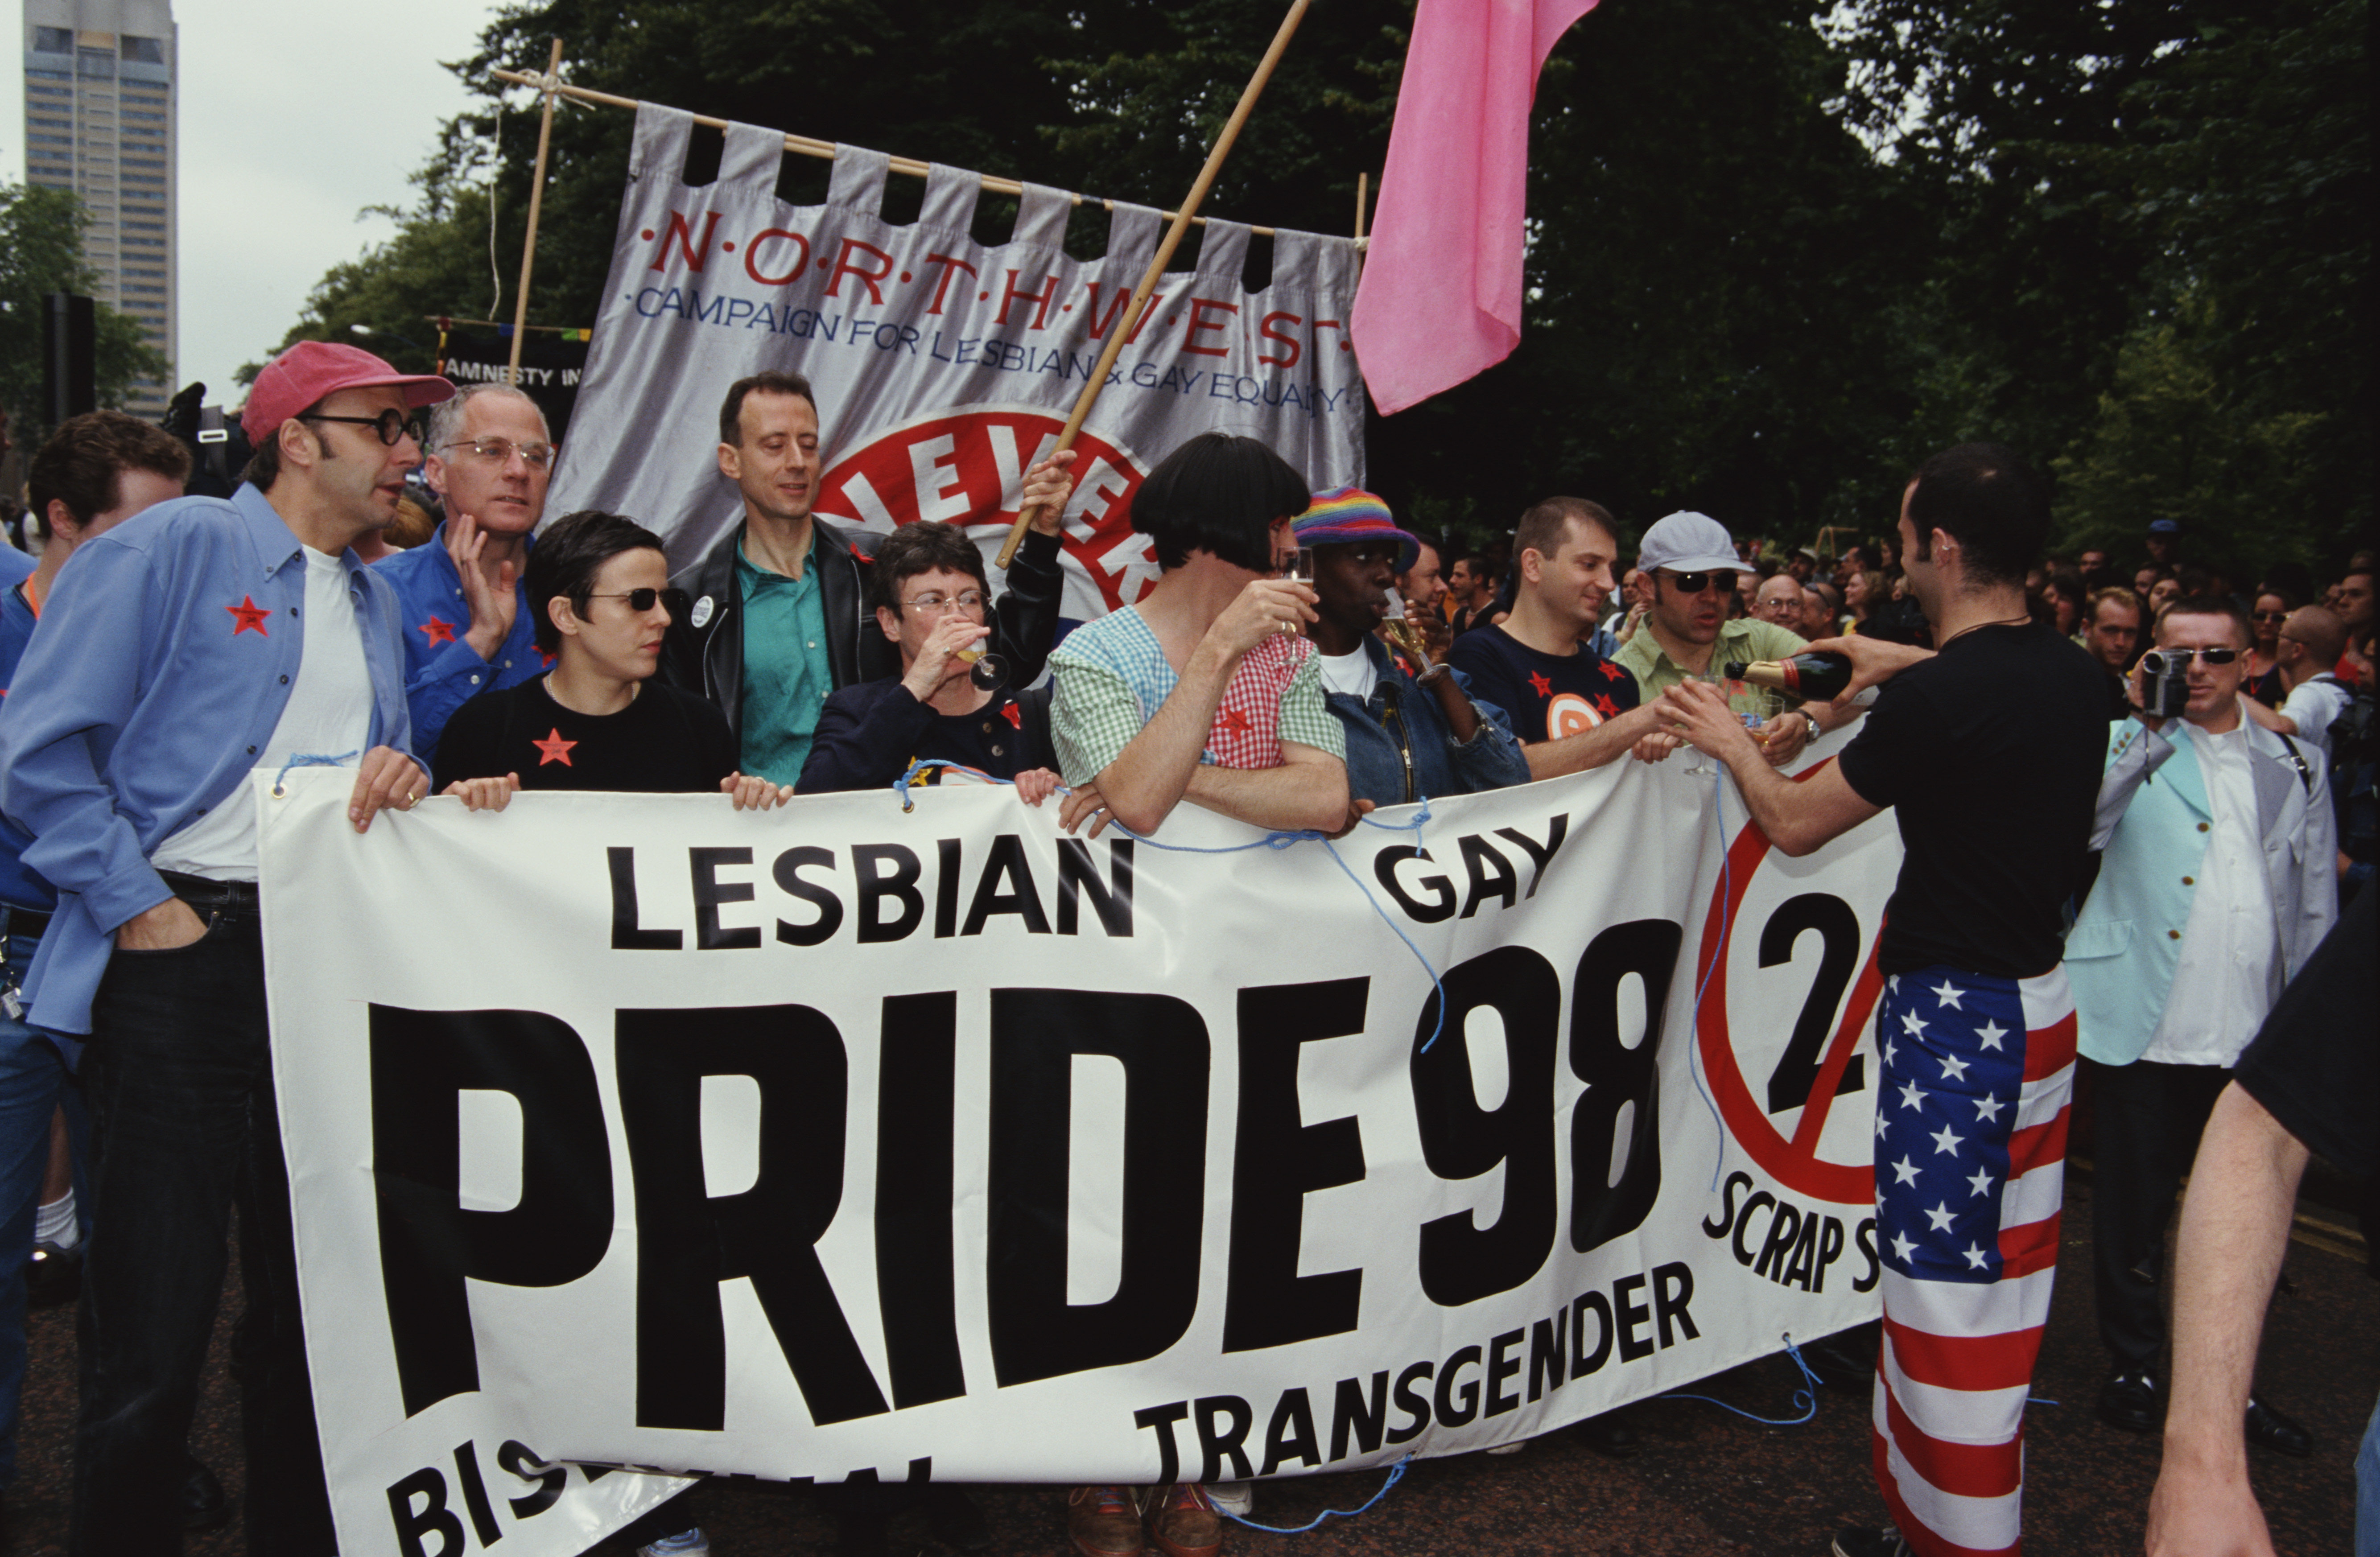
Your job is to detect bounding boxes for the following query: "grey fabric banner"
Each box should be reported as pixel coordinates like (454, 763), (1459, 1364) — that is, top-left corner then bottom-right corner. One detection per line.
(549, 105), (1368, 619)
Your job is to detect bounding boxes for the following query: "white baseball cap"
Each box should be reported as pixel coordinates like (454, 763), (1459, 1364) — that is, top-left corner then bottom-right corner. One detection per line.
(1638, 511), (1741, 575)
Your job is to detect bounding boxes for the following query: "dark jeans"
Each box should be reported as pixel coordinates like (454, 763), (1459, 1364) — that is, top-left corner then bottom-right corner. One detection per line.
(2088, 1056), (2232, 1372)
(70, 890), (334, 1556)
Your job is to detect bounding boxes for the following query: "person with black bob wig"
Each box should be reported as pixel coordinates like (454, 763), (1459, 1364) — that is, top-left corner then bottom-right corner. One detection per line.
(433, 509), (787, 814)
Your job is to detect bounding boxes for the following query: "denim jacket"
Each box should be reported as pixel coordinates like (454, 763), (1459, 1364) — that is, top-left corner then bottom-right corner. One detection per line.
(1321, 637), (1530, 807)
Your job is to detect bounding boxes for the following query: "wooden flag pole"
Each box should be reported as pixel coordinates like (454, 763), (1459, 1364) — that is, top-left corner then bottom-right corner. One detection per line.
(991, 0), (1312, 569)
(507, 38), (565, 379)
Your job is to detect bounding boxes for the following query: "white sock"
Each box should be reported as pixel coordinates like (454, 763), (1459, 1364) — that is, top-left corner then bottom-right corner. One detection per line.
(34, 1189), (78, 1249)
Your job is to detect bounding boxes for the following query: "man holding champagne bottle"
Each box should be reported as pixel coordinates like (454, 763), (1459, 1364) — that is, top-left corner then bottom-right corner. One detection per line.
(1659, 445), (2108, 1557)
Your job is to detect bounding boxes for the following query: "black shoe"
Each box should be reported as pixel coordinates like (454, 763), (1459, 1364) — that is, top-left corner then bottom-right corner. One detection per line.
(2244, 1397), (2312, 1458)
(182, 1455), (231, 1532)
(25, 1240), (81, 1308)
(1831, 1526), (1912, 1557)
(1573, 1411), (1640, 1458)
(1804, 1322), (1880, 1391)
(2097, 1369), (2160, 1434)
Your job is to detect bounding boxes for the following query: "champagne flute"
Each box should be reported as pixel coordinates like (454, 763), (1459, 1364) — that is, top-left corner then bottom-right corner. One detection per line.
(1380, 586), (1433, 671)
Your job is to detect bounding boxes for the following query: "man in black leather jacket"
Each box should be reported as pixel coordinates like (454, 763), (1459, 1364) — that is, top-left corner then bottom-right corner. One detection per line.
(662, 369), (1075, 783)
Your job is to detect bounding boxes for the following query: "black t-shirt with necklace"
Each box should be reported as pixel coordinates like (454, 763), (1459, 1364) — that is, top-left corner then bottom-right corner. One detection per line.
(1835, 620), (2106, 977)
(434, 675), (740, 794)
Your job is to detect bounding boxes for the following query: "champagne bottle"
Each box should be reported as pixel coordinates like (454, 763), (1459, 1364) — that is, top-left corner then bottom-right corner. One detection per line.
(1725, 651), (1853, 701)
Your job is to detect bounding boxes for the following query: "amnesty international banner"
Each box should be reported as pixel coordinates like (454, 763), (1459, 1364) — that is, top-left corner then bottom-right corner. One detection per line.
(260, 743), (1901, 1557)
(547, 104), (1368, 617)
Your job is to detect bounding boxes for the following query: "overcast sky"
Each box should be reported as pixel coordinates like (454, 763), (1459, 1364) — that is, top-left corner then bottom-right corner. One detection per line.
(5, 0), (504, 404)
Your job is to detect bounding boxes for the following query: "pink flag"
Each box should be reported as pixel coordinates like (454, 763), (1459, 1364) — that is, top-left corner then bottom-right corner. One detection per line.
(1350, 0), (1600, 416)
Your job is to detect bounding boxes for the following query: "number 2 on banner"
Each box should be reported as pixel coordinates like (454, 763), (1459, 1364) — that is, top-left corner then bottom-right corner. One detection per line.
(1410, 922), (1682, 1310)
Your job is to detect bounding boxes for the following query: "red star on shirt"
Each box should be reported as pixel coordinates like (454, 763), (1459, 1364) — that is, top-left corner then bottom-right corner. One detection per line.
(418, 615), (457, 647)
(1594, 693), (1621, 717)
(532, 728), (577, 767)
(1526, 671), (1553, 699)
(1001, 702), (1023, 729)
(226, 595), (269, 636)
(1598, 659), (1626, 682)
(538, 647), (557, 667)
(1217, 707), (1253, 735)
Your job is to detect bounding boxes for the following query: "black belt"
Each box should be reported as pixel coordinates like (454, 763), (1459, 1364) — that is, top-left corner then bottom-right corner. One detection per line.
(157, 871), (262, 911)
(2, 907), (49, 942)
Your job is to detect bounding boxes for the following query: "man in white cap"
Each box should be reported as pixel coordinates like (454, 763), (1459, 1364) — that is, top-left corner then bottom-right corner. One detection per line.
(1616, 510), (1847, 766)
(0, 339), (439, 1554)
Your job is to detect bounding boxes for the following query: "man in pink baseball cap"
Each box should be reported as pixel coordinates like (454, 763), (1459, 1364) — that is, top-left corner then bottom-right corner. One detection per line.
(0, 338), (451, 1553)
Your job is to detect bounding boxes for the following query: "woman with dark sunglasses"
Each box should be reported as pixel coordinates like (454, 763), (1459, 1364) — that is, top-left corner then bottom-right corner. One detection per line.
(433, 509), (787, 811)
(2241, 590), (2295, 707)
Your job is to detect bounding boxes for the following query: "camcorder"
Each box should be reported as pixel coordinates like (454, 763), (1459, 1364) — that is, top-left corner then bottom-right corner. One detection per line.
(2136, 649), (2192, 718)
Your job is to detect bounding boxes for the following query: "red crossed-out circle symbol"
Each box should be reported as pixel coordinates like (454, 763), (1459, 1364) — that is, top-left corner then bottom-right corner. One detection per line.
(1692, 758), (1887, 1206)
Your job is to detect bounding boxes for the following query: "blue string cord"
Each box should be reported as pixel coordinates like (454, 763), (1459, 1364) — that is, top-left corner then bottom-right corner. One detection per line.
(1683, 758), (1734, 1190)
(1218, 1457), (1411, 1535)
(888, 760), (1451, 1053)
(1658, 1333), (1823, 1426)
(271, 750), (359, 797)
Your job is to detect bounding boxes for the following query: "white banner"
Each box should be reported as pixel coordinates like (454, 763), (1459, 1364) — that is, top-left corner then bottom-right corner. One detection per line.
(547, 104), (1367, 617)
(260, 742), (1900, 1557)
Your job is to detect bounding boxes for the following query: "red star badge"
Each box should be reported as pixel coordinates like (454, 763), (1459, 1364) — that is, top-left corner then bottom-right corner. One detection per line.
(538, 647), (557, 667)
(532, 727), (577, 767)
(1218, 707), (1253, 735)
(418, 615), (457, 647)
(1594, 693), (1620, 717)
(1598, 659), (1626, 682)
(1001, 702), (1022, 729)
(226, 595), (270, 636)
(1527, 671), (1553, 699)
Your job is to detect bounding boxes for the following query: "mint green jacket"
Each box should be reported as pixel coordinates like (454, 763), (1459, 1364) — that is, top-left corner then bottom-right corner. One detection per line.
(2064, 711), (2336, 1067)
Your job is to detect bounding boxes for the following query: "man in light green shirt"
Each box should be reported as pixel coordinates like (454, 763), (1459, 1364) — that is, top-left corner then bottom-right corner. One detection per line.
(1617, 510), (1850, 765)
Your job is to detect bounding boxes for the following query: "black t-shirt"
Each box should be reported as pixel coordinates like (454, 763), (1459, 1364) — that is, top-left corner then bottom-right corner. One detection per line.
(434, 676), (740, 795)
(1444, 626), (1640, 744)
(2232, 885), (2376, 1180)
(1835, 621), (2106, 978)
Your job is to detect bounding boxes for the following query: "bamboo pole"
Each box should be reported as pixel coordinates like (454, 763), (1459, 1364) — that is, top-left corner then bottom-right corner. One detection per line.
(483, 66), (1351, 244)
(507, 39), (565, 379)
(991, 0), (1313, 568)
(1355, 172), (1368, 240)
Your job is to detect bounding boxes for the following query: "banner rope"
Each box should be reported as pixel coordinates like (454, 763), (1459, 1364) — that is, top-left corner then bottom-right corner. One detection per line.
(272, 751), (359, 798)
(1657, 1332), (1823, 1426)
(1218, 1455), (1412, 1535)
(1683, 759), (1735, 1191)
(887, 760), (1451, 1052)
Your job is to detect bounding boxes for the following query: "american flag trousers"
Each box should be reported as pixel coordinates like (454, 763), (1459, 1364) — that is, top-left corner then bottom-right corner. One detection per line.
(1869, 964), (2077, 1557)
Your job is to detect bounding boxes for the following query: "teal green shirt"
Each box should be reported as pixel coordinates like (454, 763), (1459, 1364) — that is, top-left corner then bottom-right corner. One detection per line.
(734, 534), (834, 784)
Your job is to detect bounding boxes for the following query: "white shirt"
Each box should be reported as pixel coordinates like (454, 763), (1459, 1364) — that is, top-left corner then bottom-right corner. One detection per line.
(152, 548), (374, 881)
(2141, 718), (2282, 1066)
(1316, 646), (1379, 704)
(2278, 676), (2351, 753)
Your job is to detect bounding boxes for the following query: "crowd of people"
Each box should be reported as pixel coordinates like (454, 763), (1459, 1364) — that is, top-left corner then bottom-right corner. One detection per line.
(0, 338), (2367, 1557)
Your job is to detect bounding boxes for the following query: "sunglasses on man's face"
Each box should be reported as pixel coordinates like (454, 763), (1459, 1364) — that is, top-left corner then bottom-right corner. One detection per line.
(299, 408), (429, 447)
(583, 588), (686, 615)
(2155, 646), (2241, 666)
(1663, 570), (1739, 596)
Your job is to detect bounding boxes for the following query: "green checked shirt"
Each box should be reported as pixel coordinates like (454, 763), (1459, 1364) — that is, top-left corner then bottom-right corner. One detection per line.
(1049, 606), (1343, 785)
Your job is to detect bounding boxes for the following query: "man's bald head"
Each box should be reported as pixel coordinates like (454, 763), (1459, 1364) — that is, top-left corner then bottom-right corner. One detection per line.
(1755, 573), (1803, 626)
(2282, 604), (2347, 668)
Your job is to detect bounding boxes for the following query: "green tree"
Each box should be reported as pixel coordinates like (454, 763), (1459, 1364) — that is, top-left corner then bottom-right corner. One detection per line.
(0, 181), (174, 450)
(2051, 301), (2325, 584)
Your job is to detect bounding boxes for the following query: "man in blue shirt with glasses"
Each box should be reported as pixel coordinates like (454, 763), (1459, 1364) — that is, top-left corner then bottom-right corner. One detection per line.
(0, 340), (438, 1557)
